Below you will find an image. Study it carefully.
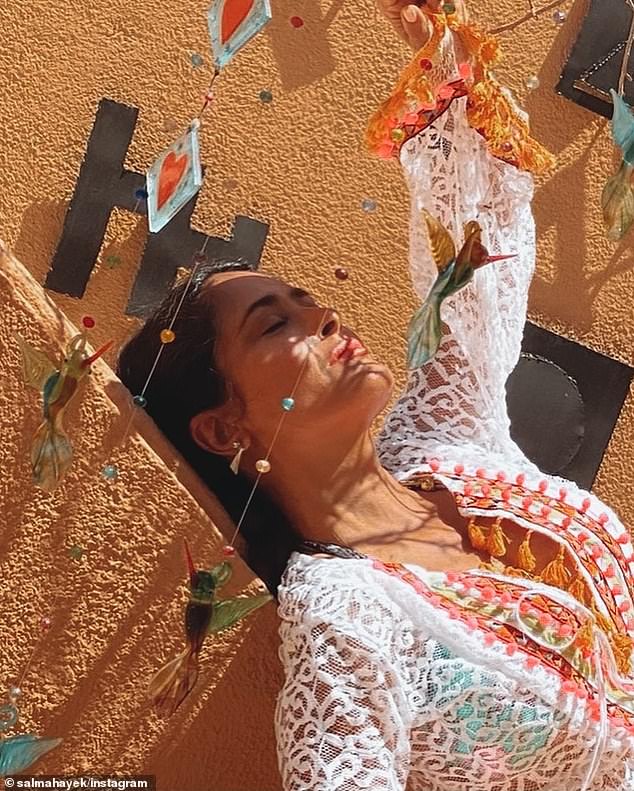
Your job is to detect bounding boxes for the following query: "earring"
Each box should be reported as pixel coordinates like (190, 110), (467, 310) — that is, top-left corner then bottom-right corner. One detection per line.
(230, 441), (245, 475)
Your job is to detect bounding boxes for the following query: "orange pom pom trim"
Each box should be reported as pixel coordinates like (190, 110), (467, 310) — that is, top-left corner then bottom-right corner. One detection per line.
(365, 12), (555, 175)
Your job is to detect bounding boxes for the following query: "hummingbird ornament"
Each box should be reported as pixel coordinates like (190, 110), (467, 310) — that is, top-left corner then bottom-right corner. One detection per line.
(0, 694), (62, 776)
(407, 211), (516, 368)
(16, 331), (113, 492)
(602, 89), (634, 241)
(149, 541), (272, 717)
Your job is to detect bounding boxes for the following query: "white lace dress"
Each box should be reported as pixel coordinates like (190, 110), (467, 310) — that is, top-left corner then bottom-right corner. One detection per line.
(273, 56), (634, 791)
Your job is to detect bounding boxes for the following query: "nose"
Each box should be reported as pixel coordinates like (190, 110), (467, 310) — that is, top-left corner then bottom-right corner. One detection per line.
(317, 307), (340, 340)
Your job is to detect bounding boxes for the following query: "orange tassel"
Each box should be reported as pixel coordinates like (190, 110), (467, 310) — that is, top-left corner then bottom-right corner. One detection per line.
(610, 633), (633, 676)
(486, 517), (509, 558)
(467, 517), (487, 551)
(591, 603), (615, 636)
(517, 531), (536, 574)
(541, 545), (571, 588)
(567, 576), (588, 606)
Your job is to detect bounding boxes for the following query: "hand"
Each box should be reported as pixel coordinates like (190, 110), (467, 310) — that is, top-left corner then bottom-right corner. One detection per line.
(376, 0), (435, 50)
(376, 0), (468, 50)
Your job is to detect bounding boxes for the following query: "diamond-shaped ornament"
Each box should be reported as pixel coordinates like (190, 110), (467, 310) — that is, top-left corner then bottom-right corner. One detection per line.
(208, 0), (272, 71)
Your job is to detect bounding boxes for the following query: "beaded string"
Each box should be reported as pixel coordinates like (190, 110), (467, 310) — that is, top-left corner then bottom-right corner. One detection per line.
(489, 0), (570, 35)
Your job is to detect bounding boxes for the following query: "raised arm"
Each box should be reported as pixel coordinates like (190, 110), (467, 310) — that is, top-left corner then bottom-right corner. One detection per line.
(368, 5), (554, 470)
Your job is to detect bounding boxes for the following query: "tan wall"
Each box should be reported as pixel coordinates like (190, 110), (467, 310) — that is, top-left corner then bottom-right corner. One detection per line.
(1, 0), (632, 788)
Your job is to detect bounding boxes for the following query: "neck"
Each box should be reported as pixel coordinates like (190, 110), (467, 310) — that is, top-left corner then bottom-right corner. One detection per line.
(257, 430), (431, 549)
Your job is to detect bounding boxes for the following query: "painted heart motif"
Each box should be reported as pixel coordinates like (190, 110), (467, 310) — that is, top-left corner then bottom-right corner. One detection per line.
(157, 151), (189, 210)
(221, 0), (254, 44)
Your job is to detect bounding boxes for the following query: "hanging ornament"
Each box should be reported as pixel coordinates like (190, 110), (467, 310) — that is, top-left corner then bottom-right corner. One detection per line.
(146, 120), (203, 234)
(602, 90), (634, 240)
(148, 541), (271, 717)
(15, 332), (113, 491)
(525, 74), (541, 91)
(407, 212), (516, 368)
(101, 464), (119, 481)
(207, 0), (272, 71)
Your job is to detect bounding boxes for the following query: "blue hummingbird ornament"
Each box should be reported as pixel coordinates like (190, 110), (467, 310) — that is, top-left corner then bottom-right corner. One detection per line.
(407, 211), (516, 368)
(602, 89), (634, 241)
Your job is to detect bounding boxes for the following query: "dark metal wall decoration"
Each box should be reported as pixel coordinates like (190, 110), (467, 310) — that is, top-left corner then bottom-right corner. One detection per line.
(557, 0), (634, 118)
(506, 321), (634, 489)
(45, 99), (269, 317)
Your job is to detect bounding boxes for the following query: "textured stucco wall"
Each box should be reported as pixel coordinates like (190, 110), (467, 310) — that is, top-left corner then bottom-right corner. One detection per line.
(1, 0), (633, 788)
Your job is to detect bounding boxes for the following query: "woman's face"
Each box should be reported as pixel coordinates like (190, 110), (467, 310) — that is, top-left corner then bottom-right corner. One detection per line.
(203, 270), (394, 450)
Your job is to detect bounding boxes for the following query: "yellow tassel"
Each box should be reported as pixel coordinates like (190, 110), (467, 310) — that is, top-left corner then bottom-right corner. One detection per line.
(486, 517), (509, 558)
(468, 517), (487, 551)
(574, 619), (595, 655)
(567, 576), (588, 606)
(517, 531), (536, 574)
(541, 545), (571, 588)
(591, 603), (614, 636)
(610, 633), (634, 676)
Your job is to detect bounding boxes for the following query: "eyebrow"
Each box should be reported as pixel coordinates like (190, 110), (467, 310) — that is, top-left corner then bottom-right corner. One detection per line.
(239, 287), (314, 331)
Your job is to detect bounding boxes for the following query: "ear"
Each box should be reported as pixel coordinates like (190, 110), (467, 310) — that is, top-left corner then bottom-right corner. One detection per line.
(189, 409), (248, 458)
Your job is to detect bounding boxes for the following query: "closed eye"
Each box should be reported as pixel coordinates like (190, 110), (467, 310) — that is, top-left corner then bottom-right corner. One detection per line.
(262, 319), (287, 335)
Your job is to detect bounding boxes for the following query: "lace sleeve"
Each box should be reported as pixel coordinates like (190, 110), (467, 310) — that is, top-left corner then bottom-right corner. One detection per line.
(378, 93), (537, 469)
(274, 584), (414, 791)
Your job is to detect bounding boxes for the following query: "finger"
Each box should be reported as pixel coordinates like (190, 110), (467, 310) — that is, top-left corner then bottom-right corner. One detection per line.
(401, 5), (433, 50)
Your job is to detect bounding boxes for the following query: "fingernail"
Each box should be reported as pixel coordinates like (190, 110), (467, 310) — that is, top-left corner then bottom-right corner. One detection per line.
(404, 6), (417, 22)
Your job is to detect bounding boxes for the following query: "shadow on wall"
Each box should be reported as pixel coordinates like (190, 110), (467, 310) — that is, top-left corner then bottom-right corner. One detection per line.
(265, 0), (345, 91)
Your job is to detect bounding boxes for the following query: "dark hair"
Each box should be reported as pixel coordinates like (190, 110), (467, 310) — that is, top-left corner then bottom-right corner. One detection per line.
(116, 257), (301, 599)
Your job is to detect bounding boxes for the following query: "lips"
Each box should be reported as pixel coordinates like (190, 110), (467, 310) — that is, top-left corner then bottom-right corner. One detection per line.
(329, 336), (366, 365)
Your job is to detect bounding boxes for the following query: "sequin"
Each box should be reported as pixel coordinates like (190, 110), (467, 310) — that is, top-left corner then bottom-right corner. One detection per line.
(102, 464), (118, 481)
(259, 89), (273, 103)
(361, 198), (377, 213)
(191, 53), (204, 67)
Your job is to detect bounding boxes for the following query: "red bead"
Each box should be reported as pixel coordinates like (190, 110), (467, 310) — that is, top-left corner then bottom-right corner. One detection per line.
(626, 618), (634, 631)
(496, 471), (506, 482)
(465, 616), (478, 630)
(613, 584), (623, 596)
(454, 464), (464, 475)
(41, 616), (52, 631)
(577, 532), (590, 543)
(458, 62), (473, 79)
(499, 592), (512, 606)
(334, 267), (349, 281)
(222, 545), (236, 557)
(516, 473), (526, 486)
(290, 15), (304, 27)
(82, 315), (96, 329)
(476, 467), (486, 478)
(429, 458), (440, 472)
(557, 623), (573, 637)
(538, 480), (548, 493)
(420, 58), (433, 70)
(539, 613), (553, 627)
(445, 571), (459, 583)
(483, 633), (496, 646)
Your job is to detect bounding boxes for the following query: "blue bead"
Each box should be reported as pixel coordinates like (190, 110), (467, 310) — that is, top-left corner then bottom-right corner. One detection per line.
(102, 464), (119, 480)
(135, 188), (148, 200)
(281, 397), (295, 412)
(133, 395), (147, 408)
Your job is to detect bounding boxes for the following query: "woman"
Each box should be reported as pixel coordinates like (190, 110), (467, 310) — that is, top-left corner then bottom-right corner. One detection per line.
(118, 1), (634, 788)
